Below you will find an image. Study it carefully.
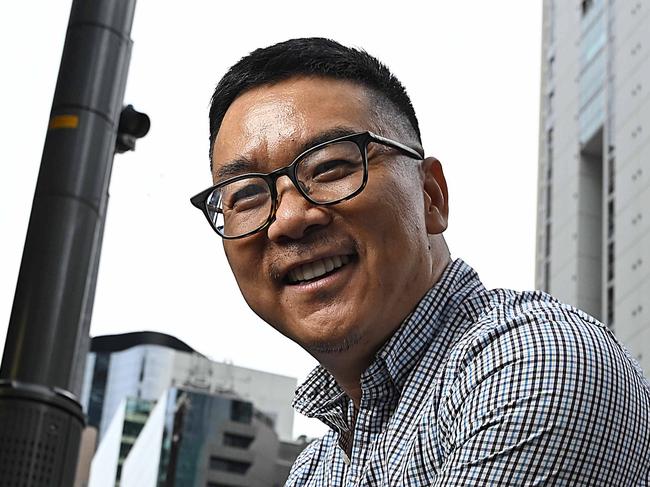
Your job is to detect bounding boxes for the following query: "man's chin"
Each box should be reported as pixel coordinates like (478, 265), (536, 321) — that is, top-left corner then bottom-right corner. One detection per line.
(303, 332), (362, 355)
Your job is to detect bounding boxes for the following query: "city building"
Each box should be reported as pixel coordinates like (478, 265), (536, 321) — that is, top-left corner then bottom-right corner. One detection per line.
(161, 388), (305, 486)
(79, 331), (308, 486)
(85, 387), (307, 486)
(536, 0), (650, 373)
(80, 331), (297, 441)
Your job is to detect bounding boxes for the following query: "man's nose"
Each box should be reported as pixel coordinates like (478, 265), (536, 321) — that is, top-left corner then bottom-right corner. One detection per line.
(266, 176), (331, 241)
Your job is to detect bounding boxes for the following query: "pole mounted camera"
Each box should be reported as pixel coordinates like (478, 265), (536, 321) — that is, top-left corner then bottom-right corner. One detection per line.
(116, 104), (150, 153)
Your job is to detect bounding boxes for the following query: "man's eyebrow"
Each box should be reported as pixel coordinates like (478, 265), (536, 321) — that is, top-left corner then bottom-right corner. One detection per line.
(295, 126), (361, 156)
(214, 157), (256, 180)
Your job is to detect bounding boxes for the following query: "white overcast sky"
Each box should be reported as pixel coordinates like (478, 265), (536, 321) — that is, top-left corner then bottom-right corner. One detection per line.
(0, 1), (542, 438)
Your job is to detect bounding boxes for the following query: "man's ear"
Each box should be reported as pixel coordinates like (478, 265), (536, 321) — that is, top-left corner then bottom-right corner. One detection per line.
(421, 157), (449, 234)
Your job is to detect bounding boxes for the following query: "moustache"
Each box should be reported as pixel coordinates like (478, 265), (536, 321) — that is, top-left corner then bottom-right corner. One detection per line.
(267, 232), (359, 281)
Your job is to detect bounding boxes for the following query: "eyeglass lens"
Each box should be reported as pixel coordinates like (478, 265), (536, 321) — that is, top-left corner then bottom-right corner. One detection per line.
(206, 140), (365, 237)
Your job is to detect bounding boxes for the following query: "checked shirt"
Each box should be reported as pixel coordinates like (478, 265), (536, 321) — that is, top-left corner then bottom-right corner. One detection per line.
(287, 259), (650, 486)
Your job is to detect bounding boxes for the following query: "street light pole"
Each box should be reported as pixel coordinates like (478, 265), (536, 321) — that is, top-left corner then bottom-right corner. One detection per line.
(0, 1), (141, 484)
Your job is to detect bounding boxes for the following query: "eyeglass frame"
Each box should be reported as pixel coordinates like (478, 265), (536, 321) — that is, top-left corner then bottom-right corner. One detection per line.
(190, 131), (424, 239)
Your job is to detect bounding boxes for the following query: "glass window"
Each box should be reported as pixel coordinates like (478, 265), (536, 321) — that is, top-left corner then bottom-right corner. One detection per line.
(580, 53), (606, 109)
(223, 433), (254, 449)
(579, 89), (605, 143)
(209, 456), (251, 474)
(230, 400), (253, 424)
(581, 8), (606, 68)
(87, 353), (110, 429)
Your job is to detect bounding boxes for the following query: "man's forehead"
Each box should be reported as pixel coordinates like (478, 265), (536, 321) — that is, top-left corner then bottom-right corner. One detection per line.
(211, 77), (375, 176)
(212, 125), (364, 180)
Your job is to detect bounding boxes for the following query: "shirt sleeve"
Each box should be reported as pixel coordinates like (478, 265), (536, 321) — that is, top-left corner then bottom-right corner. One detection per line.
(433, 306), (650, 486)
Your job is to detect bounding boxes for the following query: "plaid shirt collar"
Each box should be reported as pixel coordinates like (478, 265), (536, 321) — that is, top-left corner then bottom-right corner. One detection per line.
(292, 258), (481, 432)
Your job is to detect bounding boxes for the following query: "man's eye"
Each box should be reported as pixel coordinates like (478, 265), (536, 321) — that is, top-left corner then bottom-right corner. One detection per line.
(311, 159), (358, 182)
(224, 183), (268, 211)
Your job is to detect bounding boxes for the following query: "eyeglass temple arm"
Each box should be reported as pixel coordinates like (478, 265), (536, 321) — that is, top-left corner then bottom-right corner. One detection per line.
(369, 132), (424, 160)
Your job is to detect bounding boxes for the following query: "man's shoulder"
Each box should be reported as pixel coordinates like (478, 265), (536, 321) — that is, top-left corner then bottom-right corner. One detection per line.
(449, 287), (619, 363)
(433, 285), (650, 417)
(404, 284), (646, 406)
(416, 287), (650, 484)
(461, 286), (600, 333)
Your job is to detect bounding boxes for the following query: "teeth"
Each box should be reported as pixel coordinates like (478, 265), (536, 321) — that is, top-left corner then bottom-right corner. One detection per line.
(292, 266), (303, 282)
(288, 255), (351, 284)
(303, 264), (316, 281)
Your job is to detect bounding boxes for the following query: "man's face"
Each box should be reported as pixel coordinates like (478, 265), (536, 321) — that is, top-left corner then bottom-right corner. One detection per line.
(212, 77), (440, 361)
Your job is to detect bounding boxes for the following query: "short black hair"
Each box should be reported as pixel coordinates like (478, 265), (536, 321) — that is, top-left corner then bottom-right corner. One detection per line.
(208, 37), (421, 166)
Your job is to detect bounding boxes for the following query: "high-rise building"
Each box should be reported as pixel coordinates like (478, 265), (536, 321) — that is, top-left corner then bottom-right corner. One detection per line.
(81, 331), (297, 441)
(536, 0), (649, 373)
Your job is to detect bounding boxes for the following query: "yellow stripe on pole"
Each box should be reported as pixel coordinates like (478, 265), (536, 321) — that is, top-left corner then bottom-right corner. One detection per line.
(49, 114), (79, 129)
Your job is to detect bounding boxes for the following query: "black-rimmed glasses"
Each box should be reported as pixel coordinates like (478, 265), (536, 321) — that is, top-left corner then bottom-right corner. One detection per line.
(190, 131), (423, 239)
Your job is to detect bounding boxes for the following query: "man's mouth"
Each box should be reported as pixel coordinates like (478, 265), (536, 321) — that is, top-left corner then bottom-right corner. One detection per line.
(286, 254), (353, 284)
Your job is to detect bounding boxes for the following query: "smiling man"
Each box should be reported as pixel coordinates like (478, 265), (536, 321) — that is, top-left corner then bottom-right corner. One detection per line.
(191, 38), (650, 486)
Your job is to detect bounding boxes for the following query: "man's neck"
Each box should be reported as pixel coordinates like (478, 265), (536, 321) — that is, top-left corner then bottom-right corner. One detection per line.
(315, 250), (452, 408)
(317, 351), (372, 408)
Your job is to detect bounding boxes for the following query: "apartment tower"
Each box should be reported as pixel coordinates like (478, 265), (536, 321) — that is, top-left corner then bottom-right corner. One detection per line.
(536, 0), (649, 373)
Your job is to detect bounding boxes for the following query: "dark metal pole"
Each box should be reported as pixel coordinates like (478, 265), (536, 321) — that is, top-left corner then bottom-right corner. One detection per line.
(0, 1), (137, 485)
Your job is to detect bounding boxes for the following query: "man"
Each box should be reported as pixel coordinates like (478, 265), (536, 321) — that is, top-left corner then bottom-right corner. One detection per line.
(191, 38), (650, 485)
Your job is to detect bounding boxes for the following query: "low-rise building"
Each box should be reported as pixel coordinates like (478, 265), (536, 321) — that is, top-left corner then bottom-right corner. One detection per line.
(81, 331), (296, 442)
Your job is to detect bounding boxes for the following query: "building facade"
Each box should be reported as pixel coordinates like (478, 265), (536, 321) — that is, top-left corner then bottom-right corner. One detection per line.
(164, 388), (301, 487)
(80, 331), (297, 441)
(86, 387), (307, 487)
(80, 332), (308, 486)
(536, 0), (650, 373)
